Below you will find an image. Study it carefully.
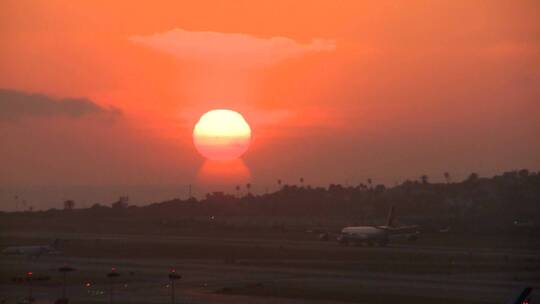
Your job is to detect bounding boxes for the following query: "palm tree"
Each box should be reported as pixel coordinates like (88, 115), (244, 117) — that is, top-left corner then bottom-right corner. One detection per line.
(420, 175), (429, 184)
(299, 177), (304, 187)
(246, 183), (252, 194)
(277, 179), (282, 190)
(235, 185), (241, 197)
(444, 172), (451, 184)
(367, 178), (372, 189)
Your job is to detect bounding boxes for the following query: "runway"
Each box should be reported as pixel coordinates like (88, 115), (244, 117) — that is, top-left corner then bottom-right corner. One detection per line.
(1, 231), (538, 303)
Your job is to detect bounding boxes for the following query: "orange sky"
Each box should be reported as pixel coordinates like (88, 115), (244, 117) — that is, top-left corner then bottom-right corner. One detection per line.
(1, 0), (539, 208)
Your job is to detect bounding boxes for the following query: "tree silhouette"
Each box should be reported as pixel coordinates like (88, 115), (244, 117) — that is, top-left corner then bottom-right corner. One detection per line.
(112, 196), (129, 209)
(518, 169), (529, 178)
(90, 203), (103, 209)
(63, 200), (75, 210)
(467, 173), (479, 183)
(374, 184), (386, 193)
(235, 185), (241, 197)
(299, 177), (304, 187)
(25, 169), (540, 234)
(444, 172), (451, 184)
(277, 179), (282, 190)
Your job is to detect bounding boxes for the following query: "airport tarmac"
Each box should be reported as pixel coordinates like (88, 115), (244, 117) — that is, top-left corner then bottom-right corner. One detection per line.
(1, 232), (539, 304)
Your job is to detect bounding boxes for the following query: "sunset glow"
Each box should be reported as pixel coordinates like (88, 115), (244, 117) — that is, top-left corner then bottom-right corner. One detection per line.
(0, 3), (538, 303)
(197, 159), (251, 186)
(193, 109), (251, 160)
(0, 0), (539, 204)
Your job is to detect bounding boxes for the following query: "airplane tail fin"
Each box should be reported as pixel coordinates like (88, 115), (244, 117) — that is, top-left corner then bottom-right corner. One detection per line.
(386, 206), (396, 227)
(507, 287), (532, 304)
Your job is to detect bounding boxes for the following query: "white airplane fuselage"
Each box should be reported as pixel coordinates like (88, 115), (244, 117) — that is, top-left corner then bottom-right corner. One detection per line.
(337, 206), (419, 246)
(339, 226), (390, 246)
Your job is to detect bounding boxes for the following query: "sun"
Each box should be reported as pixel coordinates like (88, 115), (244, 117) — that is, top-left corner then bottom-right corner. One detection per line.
(193, 109), (252, 160)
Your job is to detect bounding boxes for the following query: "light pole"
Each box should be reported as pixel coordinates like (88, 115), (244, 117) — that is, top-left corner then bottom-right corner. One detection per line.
(168, 269), (181, 304)
(26, 271), (34, 303)
(107, 267), (120, 304)
(58, 265), (75, 301)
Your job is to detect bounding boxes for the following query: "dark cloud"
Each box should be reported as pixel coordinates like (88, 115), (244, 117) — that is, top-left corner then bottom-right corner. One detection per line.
(0, 89), (121, 122)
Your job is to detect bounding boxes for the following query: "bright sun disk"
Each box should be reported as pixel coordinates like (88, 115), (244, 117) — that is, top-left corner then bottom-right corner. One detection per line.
(193, 109), (251, 160)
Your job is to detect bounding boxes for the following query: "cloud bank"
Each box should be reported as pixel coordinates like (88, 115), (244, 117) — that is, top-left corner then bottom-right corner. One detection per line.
(130, 29), (335, 68)
(0, 89), (121, 122)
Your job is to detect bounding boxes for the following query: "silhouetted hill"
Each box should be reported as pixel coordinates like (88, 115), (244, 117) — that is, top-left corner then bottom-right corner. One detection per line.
(2, 170), (539, 235)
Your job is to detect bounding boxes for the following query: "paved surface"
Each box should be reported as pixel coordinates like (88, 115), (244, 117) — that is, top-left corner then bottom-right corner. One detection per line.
(1, 233), (539, 304)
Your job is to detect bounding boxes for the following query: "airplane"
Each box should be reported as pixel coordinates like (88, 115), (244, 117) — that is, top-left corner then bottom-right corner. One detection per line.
(507, 287), (532, 304)
(2, 239), (61, 257)
(336, 206), (419, 246)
